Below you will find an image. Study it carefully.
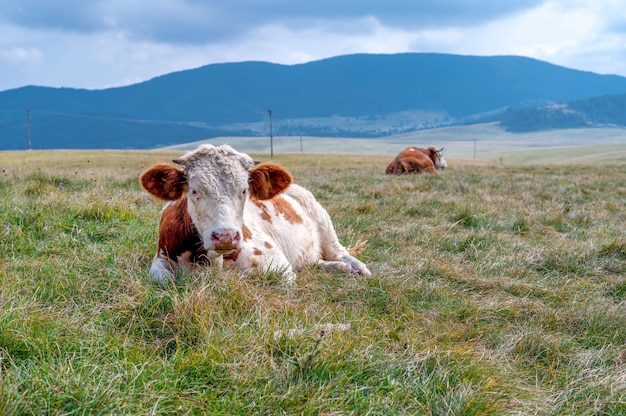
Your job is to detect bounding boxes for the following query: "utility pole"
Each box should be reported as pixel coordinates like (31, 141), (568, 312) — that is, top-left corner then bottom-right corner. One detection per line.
(268, 109), (273, 158)
(26, 109), (31, 150)
(473, 138), (477, 160)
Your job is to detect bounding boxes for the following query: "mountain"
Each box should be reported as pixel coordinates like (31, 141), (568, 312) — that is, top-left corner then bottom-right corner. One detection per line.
(2, 53), (626, 150)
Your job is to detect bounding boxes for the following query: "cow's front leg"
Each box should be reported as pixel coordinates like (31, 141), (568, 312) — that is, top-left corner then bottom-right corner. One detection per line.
(318, 259), (353, 275)
(150, 256), (177, 288)
(150, 251), (222, 288)
(150, 250), (196, 288)
(318, 255), (372, 276)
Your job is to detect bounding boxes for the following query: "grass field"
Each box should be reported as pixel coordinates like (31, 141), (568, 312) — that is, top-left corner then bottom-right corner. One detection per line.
(1, 149), (625, 415)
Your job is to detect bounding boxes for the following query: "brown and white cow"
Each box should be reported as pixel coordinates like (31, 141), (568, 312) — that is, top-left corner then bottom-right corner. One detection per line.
(385, 146), (447, 175)
(140, 144), (371, 287)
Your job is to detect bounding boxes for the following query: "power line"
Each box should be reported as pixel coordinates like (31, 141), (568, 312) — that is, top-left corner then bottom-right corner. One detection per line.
(16, 109), (180, 124)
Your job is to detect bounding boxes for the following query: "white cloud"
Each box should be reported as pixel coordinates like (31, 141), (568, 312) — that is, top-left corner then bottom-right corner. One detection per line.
(224, 17), (420, 65)
(502, 0), (626, 75)
(403, 0), (626, 76)
(0, 46), (42, 66)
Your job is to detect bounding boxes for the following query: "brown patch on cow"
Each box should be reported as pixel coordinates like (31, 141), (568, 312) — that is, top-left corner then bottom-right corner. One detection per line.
(424, 147), (438, 160)
(242, 224), (253, 241)
(224, 249), (241, 262)
(253, 247), (262, 256)
(249, 163), (293, 200)
(140, 163), (187, 200)
(253, 200), (273, 223)
(264, 241), (273, 249)
(272, 196), (304, 224)
(157, 199), (207, 263)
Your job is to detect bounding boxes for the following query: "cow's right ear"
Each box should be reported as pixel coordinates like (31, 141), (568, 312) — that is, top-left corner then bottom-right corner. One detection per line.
(140, 163), (187, 201)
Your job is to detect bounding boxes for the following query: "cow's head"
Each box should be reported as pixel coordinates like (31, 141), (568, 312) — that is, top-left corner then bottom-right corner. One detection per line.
(141, 144), (292, 258)
(427, 147), (447, 170)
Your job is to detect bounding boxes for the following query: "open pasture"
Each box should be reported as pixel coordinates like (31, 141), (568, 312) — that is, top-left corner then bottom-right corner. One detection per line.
(1, 150), (625, 414)
(160, 122), (626, 164)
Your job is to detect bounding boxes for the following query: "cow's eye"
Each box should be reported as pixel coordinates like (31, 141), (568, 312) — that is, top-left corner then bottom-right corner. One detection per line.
(190, 189), (200, 199)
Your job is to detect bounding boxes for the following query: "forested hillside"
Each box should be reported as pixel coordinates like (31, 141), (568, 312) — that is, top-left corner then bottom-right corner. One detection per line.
(497, 93), (626, 132)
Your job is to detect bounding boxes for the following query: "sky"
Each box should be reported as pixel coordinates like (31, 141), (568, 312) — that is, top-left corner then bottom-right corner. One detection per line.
(1, 0), (625, 92)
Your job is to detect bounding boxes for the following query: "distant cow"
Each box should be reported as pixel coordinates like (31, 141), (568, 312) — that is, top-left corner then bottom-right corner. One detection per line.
(140, 144), (371, 287)
(385, 146), (447, 175)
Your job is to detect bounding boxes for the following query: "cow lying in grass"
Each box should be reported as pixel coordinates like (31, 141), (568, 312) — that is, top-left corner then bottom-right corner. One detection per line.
(140, 144), (371, 287)
(386, 146), (447, 175)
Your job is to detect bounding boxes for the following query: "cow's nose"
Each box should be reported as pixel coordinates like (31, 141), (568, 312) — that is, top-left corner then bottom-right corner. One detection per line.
(210, 229), (241, 251)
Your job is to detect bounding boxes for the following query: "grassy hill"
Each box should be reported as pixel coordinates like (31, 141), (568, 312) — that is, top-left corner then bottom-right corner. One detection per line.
(499, 93), (626, 132)
(0, 150), (625, 414)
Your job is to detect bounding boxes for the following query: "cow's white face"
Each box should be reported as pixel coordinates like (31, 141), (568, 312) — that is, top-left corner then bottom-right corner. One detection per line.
(434, 151), (448, 169)
(175, 145), (255, 257)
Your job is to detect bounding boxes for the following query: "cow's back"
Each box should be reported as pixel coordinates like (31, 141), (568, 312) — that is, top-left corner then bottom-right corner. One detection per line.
(241, 184), (349, 272)
(386, 148), (438, 175)
(281, 184), (349, 261)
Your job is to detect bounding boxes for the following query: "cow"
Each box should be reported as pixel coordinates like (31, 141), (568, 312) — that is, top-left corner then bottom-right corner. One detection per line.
(140, 144), (371, 287)
(385, 146), (447, 175)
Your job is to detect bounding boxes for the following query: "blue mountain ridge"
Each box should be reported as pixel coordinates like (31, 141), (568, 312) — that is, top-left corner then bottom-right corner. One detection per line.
(1, 53), (626, 150)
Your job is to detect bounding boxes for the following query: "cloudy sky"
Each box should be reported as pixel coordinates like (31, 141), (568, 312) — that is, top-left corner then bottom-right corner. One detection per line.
(1, 0), (625, 91)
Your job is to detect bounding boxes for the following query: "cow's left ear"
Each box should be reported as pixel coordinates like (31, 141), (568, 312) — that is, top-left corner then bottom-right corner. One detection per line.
(140, 163), (187, 201)
(248, 163), (293, 200)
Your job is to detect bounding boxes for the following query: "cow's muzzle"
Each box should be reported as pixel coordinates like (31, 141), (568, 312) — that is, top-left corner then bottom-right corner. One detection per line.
(209, 228), (241, 252)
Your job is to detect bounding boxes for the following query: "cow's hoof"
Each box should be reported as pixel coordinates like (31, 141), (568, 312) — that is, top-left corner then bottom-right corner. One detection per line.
(341, 255), (372, 276)
(150, 258), (177, 288)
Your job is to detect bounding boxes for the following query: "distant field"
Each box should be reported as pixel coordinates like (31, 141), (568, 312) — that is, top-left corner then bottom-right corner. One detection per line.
(160, 122), (626, 165)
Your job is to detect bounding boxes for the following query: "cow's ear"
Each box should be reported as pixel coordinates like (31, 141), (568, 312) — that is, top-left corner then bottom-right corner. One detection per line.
(248, 163), (293, 200)
(140, 163), (187, 200)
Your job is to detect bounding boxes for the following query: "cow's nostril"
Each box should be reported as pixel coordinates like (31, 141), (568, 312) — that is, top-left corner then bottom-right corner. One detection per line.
(210, 229), (240, 250)
(212, 230), (231, 241)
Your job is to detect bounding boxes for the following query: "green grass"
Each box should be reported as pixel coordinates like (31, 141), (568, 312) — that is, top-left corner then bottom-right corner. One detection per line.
(1, 150), (625, 414)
